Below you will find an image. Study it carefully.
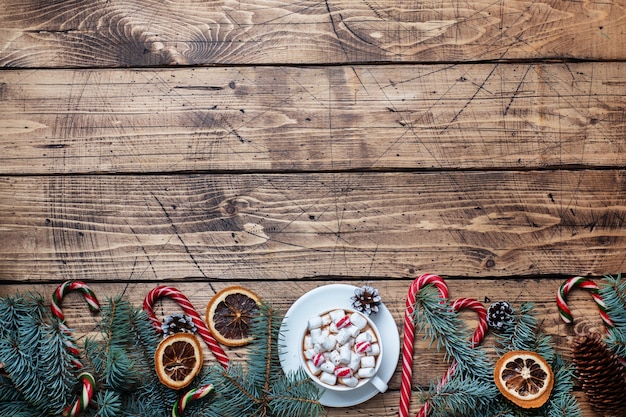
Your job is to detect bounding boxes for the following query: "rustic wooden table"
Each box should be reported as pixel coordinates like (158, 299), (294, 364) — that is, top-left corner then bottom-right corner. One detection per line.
(1, 1), (625, 415)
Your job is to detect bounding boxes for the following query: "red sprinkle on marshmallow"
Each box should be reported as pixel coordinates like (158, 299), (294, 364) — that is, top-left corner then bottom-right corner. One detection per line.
(335, 315), (351, 329)
(355, 341), (371, 353)
(334, 367), (352, 377)
(312, 353), (325, 367)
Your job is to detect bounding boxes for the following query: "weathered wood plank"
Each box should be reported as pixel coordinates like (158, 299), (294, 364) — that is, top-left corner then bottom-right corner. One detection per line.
(0, 279), (605, 416)
(1, 171), (625, 281)
(0, 0), (624, 68)
(1, 63), (626, 174)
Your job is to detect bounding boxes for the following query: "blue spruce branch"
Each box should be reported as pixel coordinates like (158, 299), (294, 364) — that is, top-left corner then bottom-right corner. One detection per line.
(600, 274), (626, 357)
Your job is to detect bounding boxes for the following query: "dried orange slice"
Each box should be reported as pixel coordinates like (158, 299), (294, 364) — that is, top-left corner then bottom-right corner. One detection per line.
(155, 333), (203, 390)
(494, 350), (554, 408)
(206, 286), (261, 347)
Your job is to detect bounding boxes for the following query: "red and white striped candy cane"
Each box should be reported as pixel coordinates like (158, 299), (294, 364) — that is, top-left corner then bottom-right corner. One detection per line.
(399, 274), (449, 417)
(50, 281), (101, 417)
(143, 286), (229, 369)
(557, 276), (614, 330)
(416, 297), (487, 417)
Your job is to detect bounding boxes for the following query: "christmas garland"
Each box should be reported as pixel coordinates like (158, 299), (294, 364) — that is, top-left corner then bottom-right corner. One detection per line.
(0, 283), (323, 417)
(399, 273), (626, 417)
(1, 274), (624, 416)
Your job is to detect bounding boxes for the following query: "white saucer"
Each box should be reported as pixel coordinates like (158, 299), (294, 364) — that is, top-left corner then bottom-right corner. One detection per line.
(278, 284), (400, 407)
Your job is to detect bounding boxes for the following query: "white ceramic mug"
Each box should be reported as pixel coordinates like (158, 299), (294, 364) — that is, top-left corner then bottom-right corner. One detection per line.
(300, 308), (387, 393)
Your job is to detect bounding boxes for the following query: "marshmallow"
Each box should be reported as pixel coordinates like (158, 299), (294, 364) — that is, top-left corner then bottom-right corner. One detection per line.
(355, 341), (371, 353)
(336, 328), (351, 345)
(304, 349), (316, 360)
(364, 329), (377, 343)
(335, 315), (351, 329)
(339, 344), (352, 364)
(306, 361), (322, 375)
(334, 366), (352, 377)
(303, 309), (382, 388)
(303, 335), (313, 350)
(356, 332), (372, 344)
(341, 376), (359, 387)
(320, 361), (335, 374)
(329, 322), (338, 333)
(311, 353), (325, 367)
(321, 334), (337, 351)
(319, 372), (337, 386)
(350, 312), (367, 329)
(358, 367), (376, 378)
(360, 356), (376, 368)
(329, 350), (341, 366)
(309, 328), (322, 344)
(308, 315), (323, 330)
(349, 352), (361, 371)
(329, 309), (345, 322)
(347, 325), (360, 338)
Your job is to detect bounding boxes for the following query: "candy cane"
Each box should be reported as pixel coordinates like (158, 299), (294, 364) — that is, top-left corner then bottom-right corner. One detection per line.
(143, 286), (229, 369)
(399, 274), (449, 417)
(172, 384), (214, 417)
(557, 276), (614, 330)
(416, 297), (487, 417)
(64, 372), (95, 417)
(50, 281), (101, 417)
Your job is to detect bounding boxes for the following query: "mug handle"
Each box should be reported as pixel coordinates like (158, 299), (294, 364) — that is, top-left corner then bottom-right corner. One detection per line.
(370, 375), (388, 392)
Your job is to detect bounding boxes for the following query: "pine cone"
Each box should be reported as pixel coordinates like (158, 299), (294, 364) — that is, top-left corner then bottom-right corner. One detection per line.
(572, 332), (626, 417)
(487, 301), (514, 331)
(350, 286), (382, 316)
(161, 314), (197, 337)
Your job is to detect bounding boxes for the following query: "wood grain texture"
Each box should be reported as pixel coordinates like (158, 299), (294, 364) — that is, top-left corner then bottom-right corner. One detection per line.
(0, 0), (624, 68)
(1, 0), (624, 415)
(1, 170), (625, 281)
(0, 279), (605, 416)
(1, 63), (626, 174)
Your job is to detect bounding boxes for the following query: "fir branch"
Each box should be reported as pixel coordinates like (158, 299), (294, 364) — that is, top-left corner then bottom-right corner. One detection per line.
(412, 286), (498, 417)
(492, 303), (581, 417)
(0, 293), (74, 414)
(85, 297), (140, 391)
(0, 374), (23, 402)
(82, 296), (175, 417)
(200, 363), (260, 417)
(542, 356), (581, 417)
(0, 334), (48, 410)
(37, 322), (78, 414)
(94, 390), (122, 417)
(421, 374), (498, 417)
(82, 337), (105, 375)
(601, 274), (626, 327)
(0, 294), (23, 337)
(413, 286), (494, 380)
(127, 307), (179, 414)
(195, 303), (322, 417)
(600, 274), (626, 357)
(105, 347), (136, 391)
(0, 400), (41, 417)
(605, 329), (626, 358)
(247, 303), (284, 389)
(268, 368), (323, 417)
(494, 303), (554, 362)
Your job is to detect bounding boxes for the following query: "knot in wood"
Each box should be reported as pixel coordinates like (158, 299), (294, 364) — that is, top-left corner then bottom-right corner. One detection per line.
(220, 197), (252, 217)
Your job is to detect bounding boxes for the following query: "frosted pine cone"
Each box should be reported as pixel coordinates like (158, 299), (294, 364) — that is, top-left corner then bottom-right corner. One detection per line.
(351, 286), (382, 316)
(161, 314), (197, 336)
(487, 301), (514, 331)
